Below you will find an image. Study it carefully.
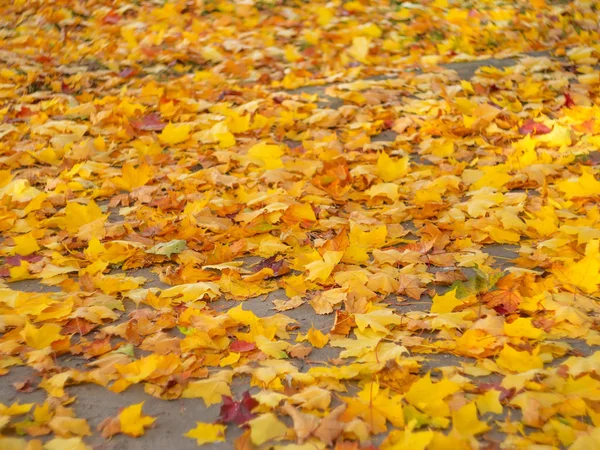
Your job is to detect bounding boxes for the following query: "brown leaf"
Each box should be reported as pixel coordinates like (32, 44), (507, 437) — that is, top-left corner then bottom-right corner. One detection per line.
(282, 403), (320, 444)
(433, 269), (467, 286)
(483, 289), (522, 314)
(234, 429), (256, 450)
(97, 415), (121, 439)
(330, 310), (355, 336)
(288, 344), (313, 359)
(397, 274), (426, 300)
(273, 296), (304, 312)
(314, 404), (347, 445)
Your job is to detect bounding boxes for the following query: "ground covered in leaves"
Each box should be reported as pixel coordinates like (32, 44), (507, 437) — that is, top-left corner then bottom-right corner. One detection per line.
(1, 0), (600, 449)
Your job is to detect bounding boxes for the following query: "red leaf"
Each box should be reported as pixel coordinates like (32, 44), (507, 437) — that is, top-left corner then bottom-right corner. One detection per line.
(61, 318), (98, 336)
(61, 81), (75, 94)
(16, 107), (34, 118)
(252, 256), (290, 278)
(218, 391), (258, 425)
(519, 119), (551, 135)
(230, 340), (256, 352)
(483, 289), (522, 315)
(5, 255), (42, 266)
(119, 67), (138, 78)
(103, 11), (121, 24)
(35, 55), (53, 64)
(564, 92), (576, 108)
(131, 113), (166, 131)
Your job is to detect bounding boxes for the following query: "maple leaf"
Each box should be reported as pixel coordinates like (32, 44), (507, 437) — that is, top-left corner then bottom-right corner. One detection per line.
(185, 423), (226, 445)
(131, 113), (166, 131)
(451, 402), (490, 437)
(343, 381), (404, 434)
(229, 340), (256, 352)
(397, 274), (426, 300)
(118, 402), (156, 437)
(12, 232), (40, 256)
(519, 119), (552, 135)
(252, 256), (290, 278)
(247, 413), (288, 446)
(282, 403), (320, 443)
(21, 322), (65, 350)
(218, 392), (258, 426)
(306, 250), (344, 282)
(247, 142), (284, 170)
(563, 91), (576, 108)
(434, 269), (467, 285)
(376, 152), (409, 182)
(314, 404), (347, 445)
(112, 163), (153, 191)
(146, 239), (187, 258)
(182, 374), (232, 406)
(496, 345), (544, 373)
(431, 288), (466, 314)
(482, 272), (524, 314)
(404, 373), (460, 417)
(354, 308), (403, 334)
(557, 172), (600, 199)
(159, 123), (191, 145)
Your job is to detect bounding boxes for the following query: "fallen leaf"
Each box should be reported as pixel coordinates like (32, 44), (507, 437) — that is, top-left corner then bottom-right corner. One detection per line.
(185, 423), (226, 445)
(119, 402), (156, 437)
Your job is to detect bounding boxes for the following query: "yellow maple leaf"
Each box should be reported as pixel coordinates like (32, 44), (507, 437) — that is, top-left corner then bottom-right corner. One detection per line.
(404, 373), (460, 417)
(306, 250), (344, 282)
(63, 201), (105, 234)
(185, 423), (226, 445)
(0, 402), (33, 416)
(209, 121), (236, 148)
(255, 335), (290, 359)
(13, 232), (40, 256)
(554, 240), (600, 293)
(44, 437), (91, 450)
(21, 322), (64, 350)
(119, 402), (156, 437)
(159, 123), (191, 145)
(343, 381), (404, 434)
(534, 124), (572, 147)
(377, 152), (409, 182)
(431, 288), (464, 314)
(343, 222), (387, 264)
(504, 317), (546, 340)
(354, 308), (403, 334)
(348, 37), (370, 63)
(248, 142), (284, 170)
(475, 390), (503, 415)
(451, 402), (490, 437)
(471, 165), (512, 190)
(248, 413), (288, 445)
(284, 44), (302, 62)
(365, 183), (399, 203)
(316, 6), (334, 26)
(181, 373), (232, 406)
(48, 416), (91, 438)
(383, 428), (434, 450)
(557, 171), (600, 199)
(39, 371), (71, 397)
(112, 163), (153, 191)
(496, 345), (544, 373)
(306, 327), (329, 348)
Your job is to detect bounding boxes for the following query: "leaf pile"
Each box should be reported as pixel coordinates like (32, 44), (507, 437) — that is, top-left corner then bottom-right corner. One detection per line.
(1, 0), (600, 449)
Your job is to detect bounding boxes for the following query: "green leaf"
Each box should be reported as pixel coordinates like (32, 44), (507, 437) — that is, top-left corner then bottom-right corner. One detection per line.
(146, 239), (187, 258)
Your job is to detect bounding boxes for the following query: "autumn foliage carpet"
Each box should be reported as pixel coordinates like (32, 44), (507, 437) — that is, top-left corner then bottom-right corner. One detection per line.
(1, 0), (600, 449)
